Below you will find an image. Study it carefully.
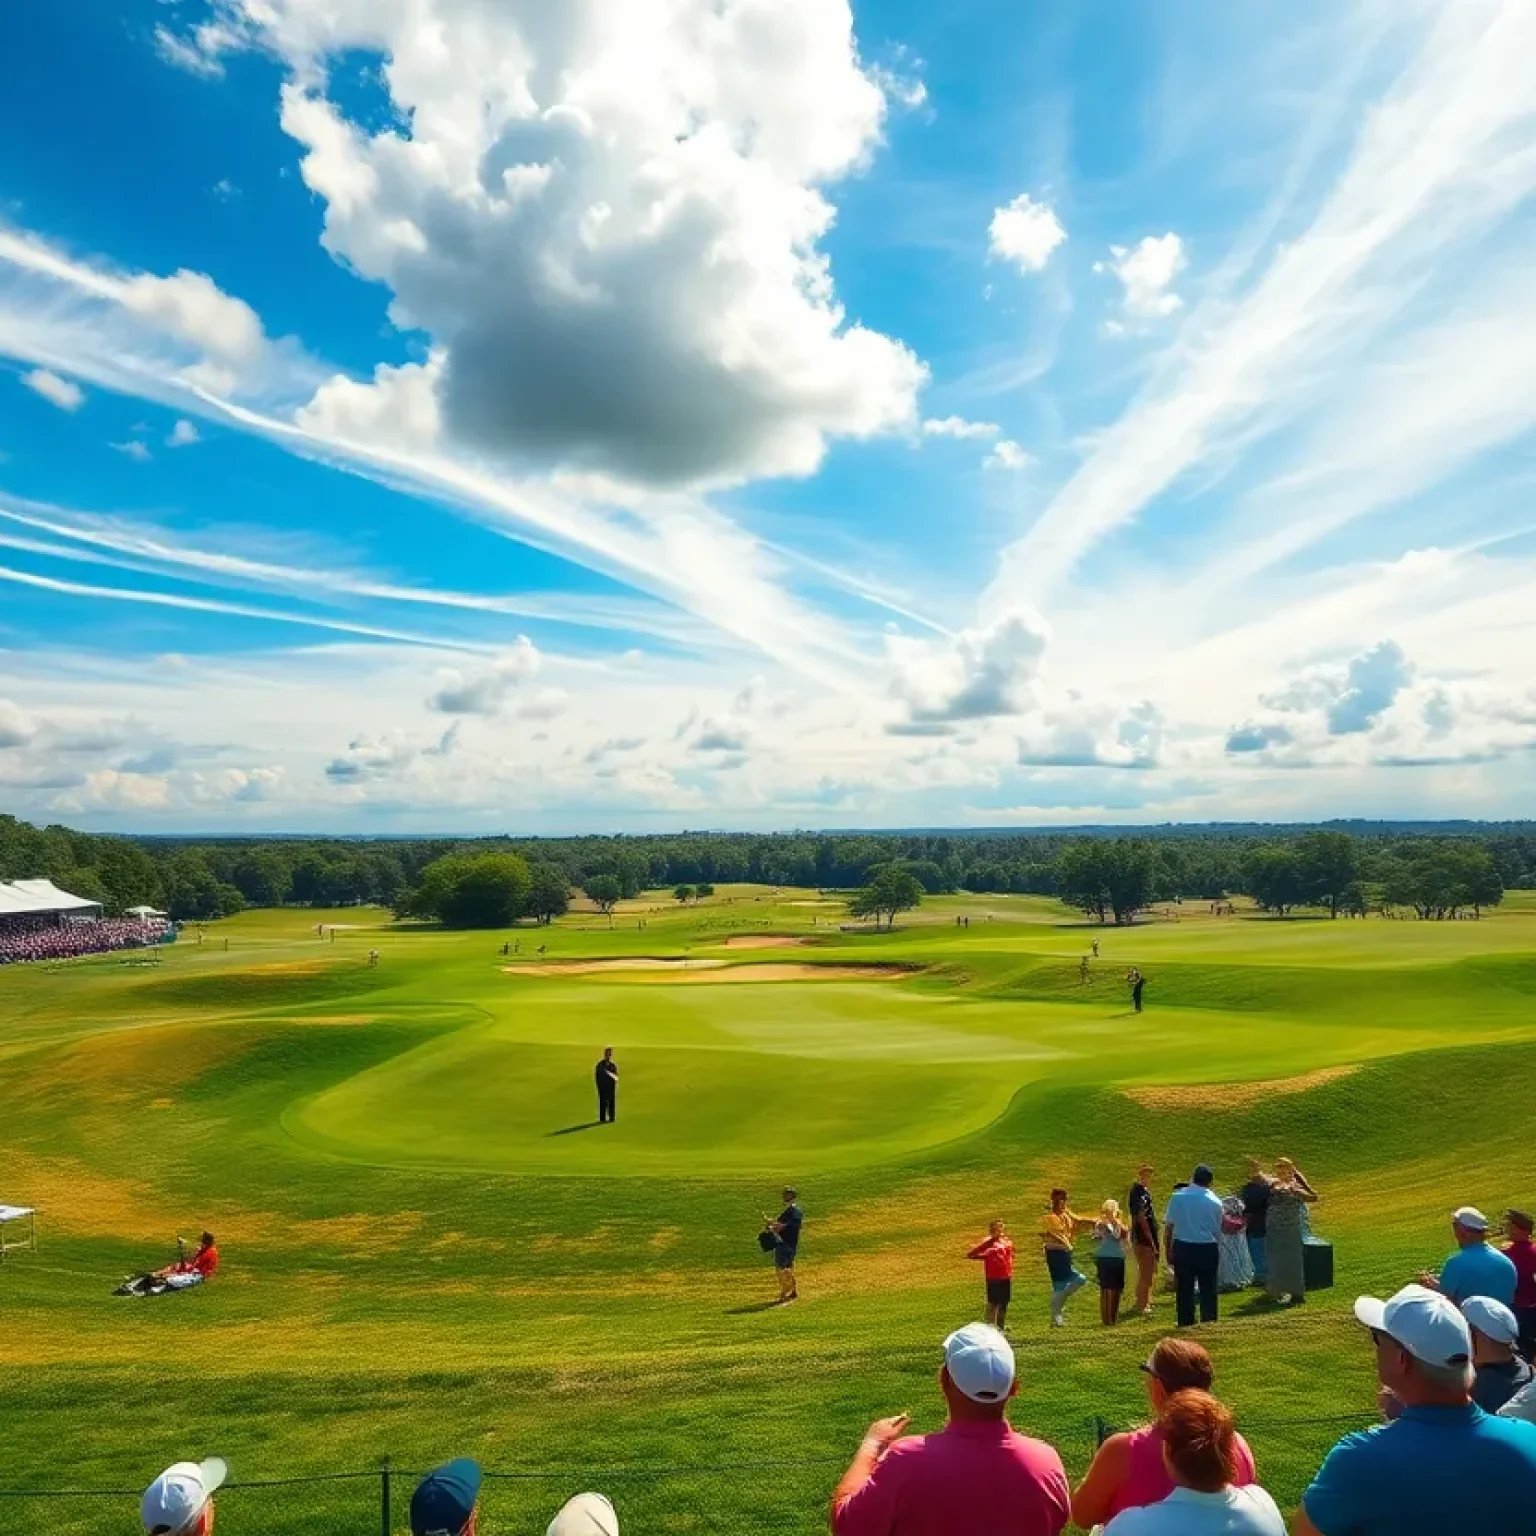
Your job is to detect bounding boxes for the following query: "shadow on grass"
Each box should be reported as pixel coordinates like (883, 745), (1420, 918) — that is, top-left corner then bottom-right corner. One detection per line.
(545, 1121), (604, 1137)
(724, 1298), (788, 1315)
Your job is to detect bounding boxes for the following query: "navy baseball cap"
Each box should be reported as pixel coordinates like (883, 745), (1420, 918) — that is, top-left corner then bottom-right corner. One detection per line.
(411, 1459), (481, 1536)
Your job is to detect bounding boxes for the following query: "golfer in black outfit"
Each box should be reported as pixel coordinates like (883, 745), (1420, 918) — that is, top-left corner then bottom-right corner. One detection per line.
(595, 1047), (618, 1123)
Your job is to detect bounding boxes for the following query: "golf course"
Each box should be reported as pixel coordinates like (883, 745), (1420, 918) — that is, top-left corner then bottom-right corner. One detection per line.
(4, 886), (1535, 1534)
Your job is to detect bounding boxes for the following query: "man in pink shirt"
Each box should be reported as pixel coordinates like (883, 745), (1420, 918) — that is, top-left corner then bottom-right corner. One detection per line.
(830, 1323), (1070, 1536)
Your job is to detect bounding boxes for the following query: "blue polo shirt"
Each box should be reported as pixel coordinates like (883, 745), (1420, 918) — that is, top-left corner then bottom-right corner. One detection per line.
(1440, 1242), (1518, 1306)
(1164, 1183), (1224, 1245)
(1301, 1403), (1536, 1535)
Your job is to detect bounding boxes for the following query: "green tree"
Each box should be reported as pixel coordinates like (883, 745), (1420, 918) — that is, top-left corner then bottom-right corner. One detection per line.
(411, 853), (532, 928)
(1055, 841), (1112, 924)
(1244, 844), (1306, 916)
(526, 864), (570, 925)
(695, 882), (715, 899)
(585, 874), (623, 928)
(848, 864), (923, 930)
(232, 851), (291, 908)
(1103, 840), (1156, 924)
(1295, 831), (1361, 917)
(673, 883), (695, 903)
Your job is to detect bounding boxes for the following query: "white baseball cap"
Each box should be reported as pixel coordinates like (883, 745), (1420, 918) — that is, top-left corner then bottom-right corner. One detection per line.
(1453, 1206), (1489, 1232)
(943, 1322), (1015, 1403)
(141, 1459), (227, 1534)
(1463, 1296), (1521, 1348)
(1354, 1284), (1470, 1367)
(547, 1492), (619, 1536)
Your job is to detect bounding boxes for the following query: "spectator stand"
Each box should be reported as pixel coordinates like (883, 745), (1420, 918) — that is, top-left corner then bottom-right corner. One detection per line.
(0, 1205), (36, 1263)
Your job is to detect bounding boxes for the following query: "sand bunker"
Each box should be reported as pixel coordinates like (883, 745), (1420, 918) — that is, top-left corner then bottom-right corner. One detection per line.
(721, 935), (809, 949)
(502, 957), (728, 976)
(1120, 1064), (1359, 1113)
(502, 959), (907, 982)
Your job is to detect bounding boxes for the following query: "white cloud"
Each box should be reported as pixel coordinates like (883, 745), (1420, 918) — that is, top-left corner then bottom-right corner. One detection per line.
(984, 439), (1030, 471)
(1017, 699), (1164, 770)
(21, 368), (84, 412)
(167, 419), (200, 448)
(1095, 234), (1186, 318)
(988, 194), (1067, 275)
(0, 698), (37, 749)
(120, 269), (265, 366)
(887, 607), (1050, 725)
(296, 354), (443, 453)
(428, 639), (542, 715)
(160, 0), (926, 490)
(110, 440), (152, 462)
(922, 416), (999, 440)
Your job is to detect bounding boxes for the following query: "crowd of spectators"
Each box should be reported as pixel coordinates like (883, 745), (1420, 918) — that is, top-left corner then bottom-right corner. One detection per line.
(0, 913), (169, 965)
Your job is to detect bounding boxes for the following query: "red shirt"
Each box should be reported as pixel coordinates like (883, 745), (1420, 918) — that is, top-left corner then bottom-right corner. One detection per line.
(183, 1245), (219, 1278)
(833, 1419), (1069, 1536)
(968, 1236), (1015, 1280)
(1504, 1238), (1536, 1310)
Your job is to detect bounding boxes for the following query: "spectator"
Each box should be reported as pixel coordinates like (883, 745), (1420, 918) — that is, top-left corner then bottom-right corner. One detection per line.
(547, 1492), (619, 1535)
(1040, 1188), (1094, 1328)
(141, 1457), (226, 1536)
(1294, 1283), (1536, 1535)
(411, 1458), (480, 1536)
(1239, 1159), (1272, 1286)
(1165, 1166), (1224, 1326)
(830, 1323), (1070, 1536)
(1101, 1391), (1283, 1536)
(156, 1232), (218, 1290)
(765, 1187), (803, 1304)
(1216, 1195), (1253, 1292)
(1071, 1338), (1256, 1529)
(967, 1219), (1015, 1331)
(1094, 1199), (1129, 1327)
(1501, 1372), (1536, 1425)
(1464, 1297), (1535, 1414)
(1262, 1157), (1319, 1305)
(1129, 1164), (1159, 1317)
(1502, 1209), (1536, 1359)
(1419, 1206), (1518, 1306)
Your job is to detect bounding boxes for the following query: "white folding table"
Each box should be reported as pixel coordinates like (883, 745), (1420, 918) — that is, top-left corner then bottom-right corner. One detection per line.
(0, 1205), (36, 1261)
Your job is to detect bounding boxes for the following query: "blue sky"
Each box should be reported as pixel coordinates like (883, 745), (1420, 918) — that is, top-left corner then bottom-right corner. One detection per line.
(2, 0), (1534, 832)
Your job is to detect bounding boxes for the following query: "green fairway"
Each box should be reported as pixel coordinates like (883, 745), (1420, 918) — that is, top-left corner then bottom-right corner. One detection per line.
(3, 887), (1535, 1533)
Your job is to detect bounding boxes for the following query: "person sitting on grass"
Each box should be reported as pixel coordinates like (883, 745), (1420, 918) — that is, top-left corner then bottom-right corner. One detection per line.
(830, 1323), (1069, 1536)
(1464, 1297), (1535, 1414)
(141, 1457), (226, 1536)
(1071, 1338), (1256, 1529)
(1100, 1390), (1283, 1536)
(411, 1458), (481, 1536)
(968, 1219), (1015, 1331)
(1418, 1206), (1518, 1306)
(1294, 1283), (1536, 1536)
(158, 1231), (219, 1288)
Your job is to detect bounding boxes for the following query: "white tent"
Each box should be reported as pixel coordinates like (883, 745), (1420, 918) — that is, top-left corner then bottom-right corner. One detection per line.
(0, 880), (103, 917)
(125, 905), (167, 918)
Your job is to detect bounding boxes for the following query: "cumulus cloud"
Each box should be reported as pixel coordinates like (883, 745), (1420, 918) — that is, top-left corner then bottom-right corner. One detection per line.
(1225, 720), (1294, 754)
(110, 440), (152, 462)
(922, 416), (999, 440)
(428, 638), (541, 715)
(167, 419), (200, 447)
(1017, 699), (1164, 770)
(988, 194), (1066, 274)
(1324, 639), (1413, 734)
(888, 608), (1049, 725)
(324, 734), (416, 783)
(21, 368), (84, 411)
(984, 439), (1030, 471)
(166, 0), (927, 488)
(296, 354), (443, 452)
(1096, 233), (1186, 318)
(0, 699), (37, 749)
(120, 269), (265, 365)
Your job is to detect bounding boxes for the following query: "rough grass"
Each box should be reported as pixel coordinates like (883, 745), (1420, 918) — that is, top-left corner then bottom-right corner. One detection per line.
(2, 890), (1535, 1534)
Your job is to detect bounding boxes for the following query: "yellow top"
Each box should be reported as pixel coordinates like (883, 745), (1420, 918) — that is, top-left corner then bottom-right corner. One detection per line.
(1041, 1210), (1079, 1249)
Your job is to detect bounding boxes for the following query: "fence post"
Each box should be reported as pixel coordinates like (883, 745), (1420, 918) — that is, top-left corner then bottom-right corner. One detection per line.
(381, 1458), (392, 1536)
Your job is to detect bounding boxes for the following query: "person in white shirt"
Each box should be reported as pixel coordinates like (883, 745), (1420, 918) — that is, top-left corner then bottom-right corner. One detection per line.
(1103, 1390), (1282, 1536)
(1165, 1166), (1226, 1326)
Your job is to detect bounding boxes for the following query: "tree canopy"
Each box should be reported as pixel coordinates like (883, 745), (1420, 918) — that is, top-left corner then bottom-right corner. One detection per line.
(848, 864), (924, 929)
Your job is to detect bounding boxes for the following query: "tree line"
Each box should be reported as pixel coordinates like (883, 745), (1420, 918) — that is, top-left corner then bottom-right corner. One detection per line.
(0, 814), (1525, 925)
